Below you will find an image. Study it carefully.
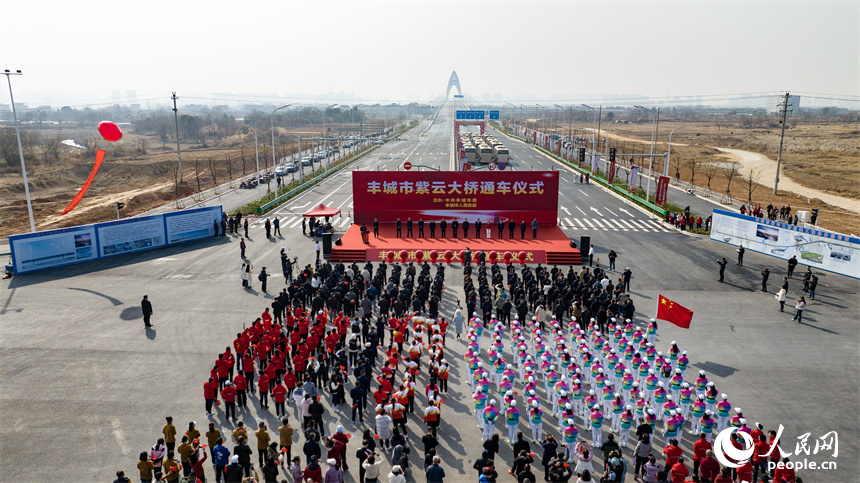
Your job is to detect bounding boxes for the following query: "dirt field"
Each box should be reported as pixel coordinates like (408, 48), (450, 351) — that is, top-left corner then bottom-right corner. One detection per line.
(592, 120), (860, 235)
(0, 125), (353, 238)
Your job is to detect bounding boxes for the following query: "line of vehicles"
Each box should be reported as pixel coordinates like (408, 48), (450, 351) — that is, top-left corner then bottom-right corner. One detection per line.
(458, 132), (509, 165)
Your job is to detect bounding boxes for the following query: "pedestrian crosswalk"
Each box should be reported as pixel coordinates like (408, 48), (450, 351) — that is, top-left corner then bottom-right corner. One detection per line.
(252, 215), (670, 232)
(557, 217), (672, 232)
(252, 215), (355, 229)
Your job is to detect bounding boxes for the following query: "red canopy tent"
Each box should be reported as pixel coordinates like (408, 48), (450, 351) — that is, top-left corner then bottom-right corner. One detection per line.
(303, 203), (341, 218)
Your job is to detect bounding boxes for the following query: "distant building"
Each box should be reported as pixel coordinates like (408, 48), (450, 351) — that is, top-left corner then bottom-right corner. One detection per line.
(768, 95), (800, 114)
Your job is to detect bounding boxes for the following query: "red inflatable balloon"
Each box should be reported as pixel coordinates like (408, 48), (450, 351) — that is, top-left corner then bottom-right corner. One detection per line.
(98, 121), (123, 142)
(518, 251), (527, 265)
(444, 250), (454, 265)
(386, 251), (395, 263)
(503, 251), (513, 261)
(399, 250), (408, 263)
(488, 251), (498, 262)
(429, 250), (439, 263)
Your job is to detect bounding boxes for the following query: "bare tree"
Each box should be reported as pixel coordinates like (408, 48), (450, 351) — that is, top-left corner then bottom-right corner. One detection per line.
(741, 167), (764, 206)
(685, 157), (701, 190)
(722, 163), (739, 204)
(157, 121), (171, 148)
(43, 135), (62, 164)
(171, 165), (180, 204)
(703, 162), (722, 196)
(194, 159), (201, 195)
(207, 158), (218, 188)
(240, 147), (247, 177)
(672, 150), (683, 181)
(226, 153), (233, 181)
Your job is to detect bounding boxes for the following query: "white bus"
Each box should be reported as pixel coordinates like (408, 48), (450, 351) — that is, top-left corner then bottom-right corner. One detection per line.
(477, 144), (494, 164)
(493, 145), (509, 164)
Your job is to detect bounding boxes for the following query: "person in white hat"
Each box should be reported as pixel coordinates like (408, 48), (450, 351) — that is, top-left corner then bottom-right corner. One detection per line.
(482, 399), (499, 442)
(715, 395), (732, 432)
(325, 457), (342, 482)
(528, 399), (543, 442)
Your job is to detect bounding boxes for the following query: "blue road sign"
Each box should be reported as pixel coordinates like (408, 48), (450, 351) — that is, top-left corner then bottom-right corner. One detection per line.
(454, 95), (464, 98)
(455, 110), (486, 120)
(489, 110), (500, 120)
(497, 162), (507, 171)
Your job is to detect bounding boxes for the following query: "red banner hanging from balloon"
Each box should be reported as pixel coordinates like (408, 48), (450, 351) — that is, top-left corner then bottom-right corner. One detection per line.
(62, 149), (106, 215)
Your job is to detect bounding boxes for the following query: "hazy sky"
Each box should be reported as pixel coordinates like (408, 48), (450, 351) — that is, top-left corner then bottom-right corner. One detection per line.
(1, 0), (858, 107)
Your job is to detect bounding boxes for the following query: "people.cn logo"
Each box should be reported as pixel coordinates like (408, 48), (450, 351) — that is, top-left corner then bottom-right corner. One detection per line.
(713, 427), (755, 468)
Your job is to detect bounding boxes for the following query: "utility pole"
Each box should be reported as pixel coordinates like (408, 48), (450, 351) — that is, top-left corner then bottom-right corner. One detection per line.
(773, 92), (791, 195)
(171, 92), (183, 184)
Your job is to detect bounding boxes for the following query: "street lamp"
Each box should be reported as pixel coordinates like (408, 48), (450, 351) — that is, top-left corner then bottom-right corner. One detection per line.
(666, 124), (691, 179)
(4, 69), (35, 232)
(635, 105), (659, 200)
(581, 104), (597, 156)
(239, 123), (262, 204)
(271, 104), (291, 177)
(296, 117), (314, 181)
(329, 113), (346, 169)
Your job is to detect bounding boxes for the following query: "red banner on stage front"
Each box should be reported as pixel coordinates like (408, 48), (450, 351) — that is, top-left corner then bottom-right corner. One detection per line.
(352, 171), (559, 225)
(366, 248), (547, 264)
(656, 175), (670, 206)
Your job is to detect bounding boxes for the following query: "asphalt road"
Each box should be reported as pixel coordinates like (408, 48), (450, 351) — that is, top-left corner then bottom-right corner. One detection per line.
(1, 99), (857, 483)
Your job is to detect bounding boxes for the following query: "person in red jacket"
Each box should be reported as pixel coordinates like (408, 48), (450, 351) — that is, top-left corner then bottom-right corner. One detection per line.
(216, 354), (231, 390)
(669, 456), (689, 483)
(692, 432), (712, 477)
(204, 377), (218, 417)
(272, 379), (288, 418)
(221, 381), (237, 422)
(752, 432), (770, 482)
(242, 349), (256, 394)
(303, 455), (322, 483)
(736, 459), (753, 483)
(233, 372), (248, 408)
(223, 347), (236, 379)
(698, 450), (720, 482)
(773, 457), (796, 483)
(663, 438), (683, 471)
(284, 369), (298, 399)
(258, 371), (271, 409)
(332, 426), (350, 470)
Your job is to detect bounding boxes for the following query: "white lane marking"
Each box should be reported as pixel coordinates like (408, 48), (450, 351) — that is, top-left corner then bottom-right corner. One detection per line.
(590, 207), (604, 217)
(578, 189), (590, 197)
(576, 206), (587, 215)
(609, 219), (627, 229)
(335, 197), (352, 210)
(618, 219), (638, 230)
(565, 218), (574, 227)
(592, 219), (605, 228)
(573, 218), (586, 228)
(619, 208), (634, 216)
(561, 206), (572, 215)
(289, 218), (304, 228)
(605, 207), (618, 216)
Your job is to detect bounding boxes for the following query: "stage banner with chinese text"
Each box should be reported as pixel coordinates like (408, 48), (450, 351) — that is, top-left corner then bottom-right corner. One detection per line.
(352, 171), (559, 224)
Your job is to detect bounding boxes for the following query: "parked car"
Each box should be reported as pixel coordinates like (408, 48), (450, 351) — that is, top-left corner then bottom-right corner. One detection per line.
(301, 156), (312, 166)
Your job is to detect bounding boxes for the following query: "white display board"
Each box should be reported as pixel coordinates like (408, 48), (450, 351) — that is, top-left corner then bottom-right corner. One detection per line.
(9, 205), (222, 275)
(710, 209), (859, 279)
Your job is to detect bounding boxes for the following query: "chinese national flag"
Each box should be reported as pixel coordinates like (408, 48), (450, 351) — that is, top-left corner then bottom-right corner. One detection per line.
(657, 295), (694, 329)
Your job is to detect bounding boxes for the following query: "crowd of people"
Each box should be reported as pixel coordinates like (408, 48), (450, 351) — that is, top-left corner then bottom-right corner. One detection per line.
(461, 261), (804, 483)
(121, 256), (805, 483)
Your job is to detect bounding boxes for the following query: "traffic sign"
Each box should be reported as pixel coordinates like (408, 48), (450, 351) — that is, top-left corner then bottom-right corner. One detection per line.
(489, 110), (500, 120)
(488, 162), (496, 170)
(497, 162), (507, 171)
(403, 162), (412, 170)
(455, 110), (485, 120)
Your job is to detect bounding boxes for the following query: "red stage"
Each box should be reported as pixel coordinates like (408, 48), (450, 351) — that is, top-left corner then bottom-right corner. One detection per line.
(330, 224), (581, 265)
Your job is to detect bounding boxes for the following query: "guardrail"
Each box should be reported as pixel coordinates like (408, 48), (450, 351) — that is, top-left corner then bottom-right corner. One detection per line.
(495, 126), (668, 218)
